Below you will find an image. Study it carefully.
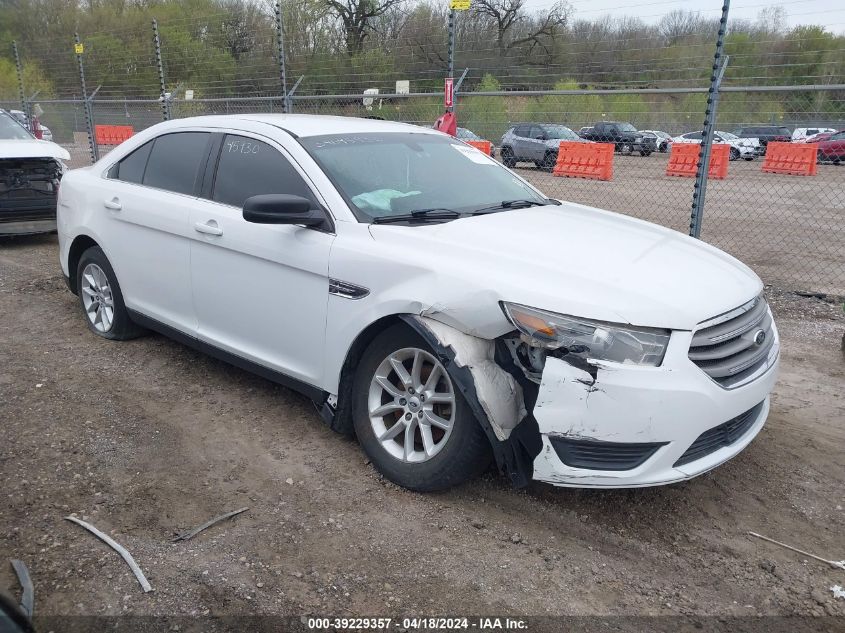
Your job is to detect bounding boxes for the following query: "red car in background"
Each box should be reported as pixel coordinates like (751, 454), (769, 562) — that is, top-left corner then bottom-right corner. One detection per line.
(816, 130), (845, 164)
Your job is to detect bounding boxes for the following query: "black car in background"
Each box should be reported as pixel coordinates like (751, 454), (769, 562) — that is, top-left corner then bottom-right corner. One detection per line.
(580, 121), (657, 156)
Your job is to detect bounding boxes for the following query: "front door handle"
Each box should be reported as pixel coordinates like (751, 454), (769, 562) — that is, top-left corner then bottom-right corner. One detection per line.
(194, 220), (223, 236)
(103, 198), (122, 211)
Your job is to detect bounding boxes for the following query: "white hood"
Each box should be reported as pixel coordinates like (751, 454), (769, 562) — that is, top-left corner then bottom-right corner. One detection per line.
(0, 139), (71, 161)
(369, 203), (762, 331)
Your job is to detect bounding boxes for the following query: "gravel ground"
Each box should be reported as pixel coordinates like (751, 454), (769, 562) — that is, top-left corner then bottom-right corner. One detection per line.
(1, 235), (844, 628)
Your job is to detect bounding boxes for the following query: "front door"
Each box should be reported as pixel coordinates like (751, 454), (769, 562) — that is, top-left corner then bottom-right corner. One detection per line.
(188, 133), (334, 386)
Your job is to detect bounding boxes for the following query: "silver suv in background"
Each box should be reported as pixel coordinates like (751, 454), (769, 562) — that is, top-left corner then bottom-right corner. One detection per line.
(500, 123), (585, 170)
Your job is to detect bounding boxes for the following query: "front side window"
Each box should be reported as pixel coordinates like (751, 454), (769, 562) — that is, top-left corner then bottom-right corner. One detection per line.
(300, 132), (546, 221)
(143, 132), (210, 195)
(618, 123), (637, 132)
(543, 125), (578, 140)
(685, 132), (703, 140)
(211, 134), (315, 208)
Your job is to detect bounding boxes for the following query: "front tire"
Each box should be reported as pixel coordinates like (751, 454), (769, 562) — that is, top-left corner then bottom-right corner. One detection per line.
(501, 147), (516, 168)
(730, 147), (740, 161)
(541, 151), (557, 171)
(76, 246), (145, 340)
(352, 324), (492, 491)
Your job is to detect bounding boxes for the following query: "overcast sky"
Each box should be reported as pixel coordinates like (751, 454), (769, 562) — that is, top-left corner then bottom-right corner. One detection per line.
(522, 0), (845, 32)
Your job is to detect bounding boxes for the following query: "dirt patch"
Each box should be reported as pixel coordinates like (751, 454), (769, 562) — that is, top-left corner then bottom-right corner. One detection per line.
(1, 235), (844, 622)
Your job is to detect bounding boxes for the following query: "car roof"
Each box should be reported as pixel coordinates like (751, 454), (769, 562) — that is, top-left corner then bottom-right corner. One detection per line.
(163, 114), (439, 138)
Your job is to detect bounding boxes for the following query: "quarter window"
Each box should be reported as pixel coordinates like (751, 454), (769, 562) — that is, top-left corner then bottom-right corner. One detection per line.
(211, 134), (314, 208)
(110, 140), (153, 183)
(142, 132), (210, 195)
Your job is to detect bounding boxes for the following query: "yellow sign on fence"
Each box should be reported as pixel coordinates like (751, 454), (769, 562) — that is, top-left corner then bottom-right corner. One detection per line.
(450, 0), (470, 10)
(74, 43), (84, 54)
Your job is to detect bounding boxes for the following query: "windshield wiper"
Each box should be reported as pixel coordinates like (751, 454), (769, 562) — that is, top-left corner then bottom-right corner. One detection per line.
(371, 208), (462, 224)
(471, 198), (558, 215)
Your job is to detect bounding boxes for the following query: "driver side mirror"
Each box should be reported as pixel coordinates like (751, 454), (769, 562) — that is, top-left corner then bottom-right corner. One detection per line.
(242, 194), (328, 229)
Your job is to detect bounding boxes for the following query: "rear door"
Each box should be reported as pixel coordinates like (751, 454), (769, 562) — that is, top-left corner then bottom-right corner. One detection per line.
(99, 131), (213, 331)
(188, 132), (334, 385)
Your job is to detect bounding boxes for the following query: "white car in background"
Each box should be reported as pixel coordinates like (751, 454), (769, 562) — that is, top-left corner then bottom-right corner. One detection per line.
(57, 115), (779, 492)
(9, 109), (53, 142)
(792, 127), (836, 143)
(640, 130), (673, 152)
(1, 108), (69, 235)
(673, 131), (758, 161)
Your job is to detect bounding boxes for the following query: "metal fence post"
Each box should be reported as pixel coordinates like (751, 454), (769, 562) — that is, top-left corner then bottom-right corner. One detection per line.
(152, 19), (170, 120)
(74, 33), (99, 163)
(12, 41), (28, 122)
(274, 0), (288, 113)
(689, 0), (731, 239)
(286, 75), (304, 113)
(446, 8), (455, 113)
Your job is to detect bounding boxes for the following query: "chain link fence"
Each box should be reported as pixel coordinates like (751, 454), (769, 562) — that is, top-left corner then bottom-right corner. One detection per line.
(3, 12), (844, 296)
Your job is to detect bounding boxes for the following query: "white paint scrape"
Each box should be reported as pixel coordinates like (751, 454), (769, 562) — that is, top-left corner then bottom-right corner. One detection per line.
(416, 316), (525, 441)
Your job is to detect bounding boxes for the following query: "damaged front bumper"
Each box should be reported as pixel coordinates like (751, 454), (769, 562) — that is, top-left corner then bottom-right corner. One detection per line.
(532, 328), (779, 488)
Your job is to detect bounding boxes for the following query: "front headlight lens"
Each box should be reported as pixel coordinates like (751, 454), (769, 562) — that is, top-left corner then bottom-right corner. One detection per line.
(501, 302), (670, 366)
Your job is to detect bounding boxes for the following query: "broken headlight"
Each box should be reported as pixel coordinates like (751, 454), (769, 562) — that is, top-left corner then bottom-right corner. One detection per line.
(501, 302), (670, 366)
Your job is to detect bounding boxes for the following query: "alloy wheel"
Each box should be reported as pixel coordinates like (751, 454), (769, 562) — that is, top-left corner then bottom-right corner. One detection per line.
(368, 347), (456, 463)
(80, 263), (115, 333)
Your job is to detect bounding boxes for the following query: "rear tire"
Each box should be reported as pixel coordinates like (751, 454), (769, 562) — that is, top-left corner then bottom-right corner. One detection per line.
(501, 147), (516, 168)
(352, 324), (492, 492)
(620, 143), (634, 155)
(76, 246), (145, 340)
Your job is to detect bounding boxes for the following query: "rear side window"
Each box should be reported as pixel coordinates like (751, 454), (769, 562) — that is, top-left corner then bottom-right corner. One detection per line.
(685, 132), (703, 140)
(111, 141), (153, 183)
(212, 134), (314, 208)
(143, 132), (210, 195)
(513, 125), (528, 137)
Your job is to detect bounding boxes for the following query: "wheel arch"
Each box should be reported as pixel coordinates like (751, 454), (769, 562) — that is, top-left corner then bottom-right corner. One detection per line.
(66, 234), (100, 295)
(326, 314), (407, 435)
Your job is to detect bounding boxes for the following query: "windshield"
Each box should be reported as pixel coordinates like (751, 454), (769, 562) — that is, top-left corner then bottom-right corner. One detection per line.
(543, 125), (578, 140)
(718, 131), (738, 140)
(619, 123), (637, 132)
(300, 132), (547, 221)
(0, 112), (33, 140)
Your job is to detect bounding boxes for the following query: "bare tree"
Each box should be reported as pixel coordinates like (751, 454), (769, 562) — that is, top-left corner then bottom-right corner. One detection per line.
(470, 0), (570, 58)
(319, 0), (408, 56)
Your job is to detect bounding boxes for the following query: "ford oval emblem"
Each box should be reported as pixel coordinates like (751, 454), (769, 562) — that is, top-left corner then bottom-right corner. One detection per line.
(753, 329), (766, 346)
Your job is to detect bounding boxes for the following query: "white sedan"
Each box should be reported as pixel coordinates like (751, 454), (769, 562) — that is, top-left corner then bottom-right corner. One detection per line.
(673, 131), (758, 160)
(57, 115), (779, 491)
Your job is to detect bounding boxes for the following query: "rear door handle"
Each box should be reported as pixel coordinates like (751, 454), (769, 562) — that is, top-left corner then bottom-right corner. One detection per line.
(194, 220), (223, 236)
(103, 198), (122, 211)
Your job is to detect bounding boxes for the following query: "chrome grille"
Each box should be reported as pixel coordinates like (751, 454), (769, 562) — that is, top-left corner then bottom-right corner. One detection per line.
(688, 296), (777, 389)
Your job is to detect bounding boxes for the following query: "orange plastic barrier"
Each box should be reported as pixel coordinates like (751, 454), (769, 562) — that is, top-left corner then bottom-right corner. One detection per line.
(552, 141), (614, 181)
(666, 143), (730, 179)
(465, 140), (492, 155)
(95, 124), (135, 146)
(762, 141), (818, 176)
